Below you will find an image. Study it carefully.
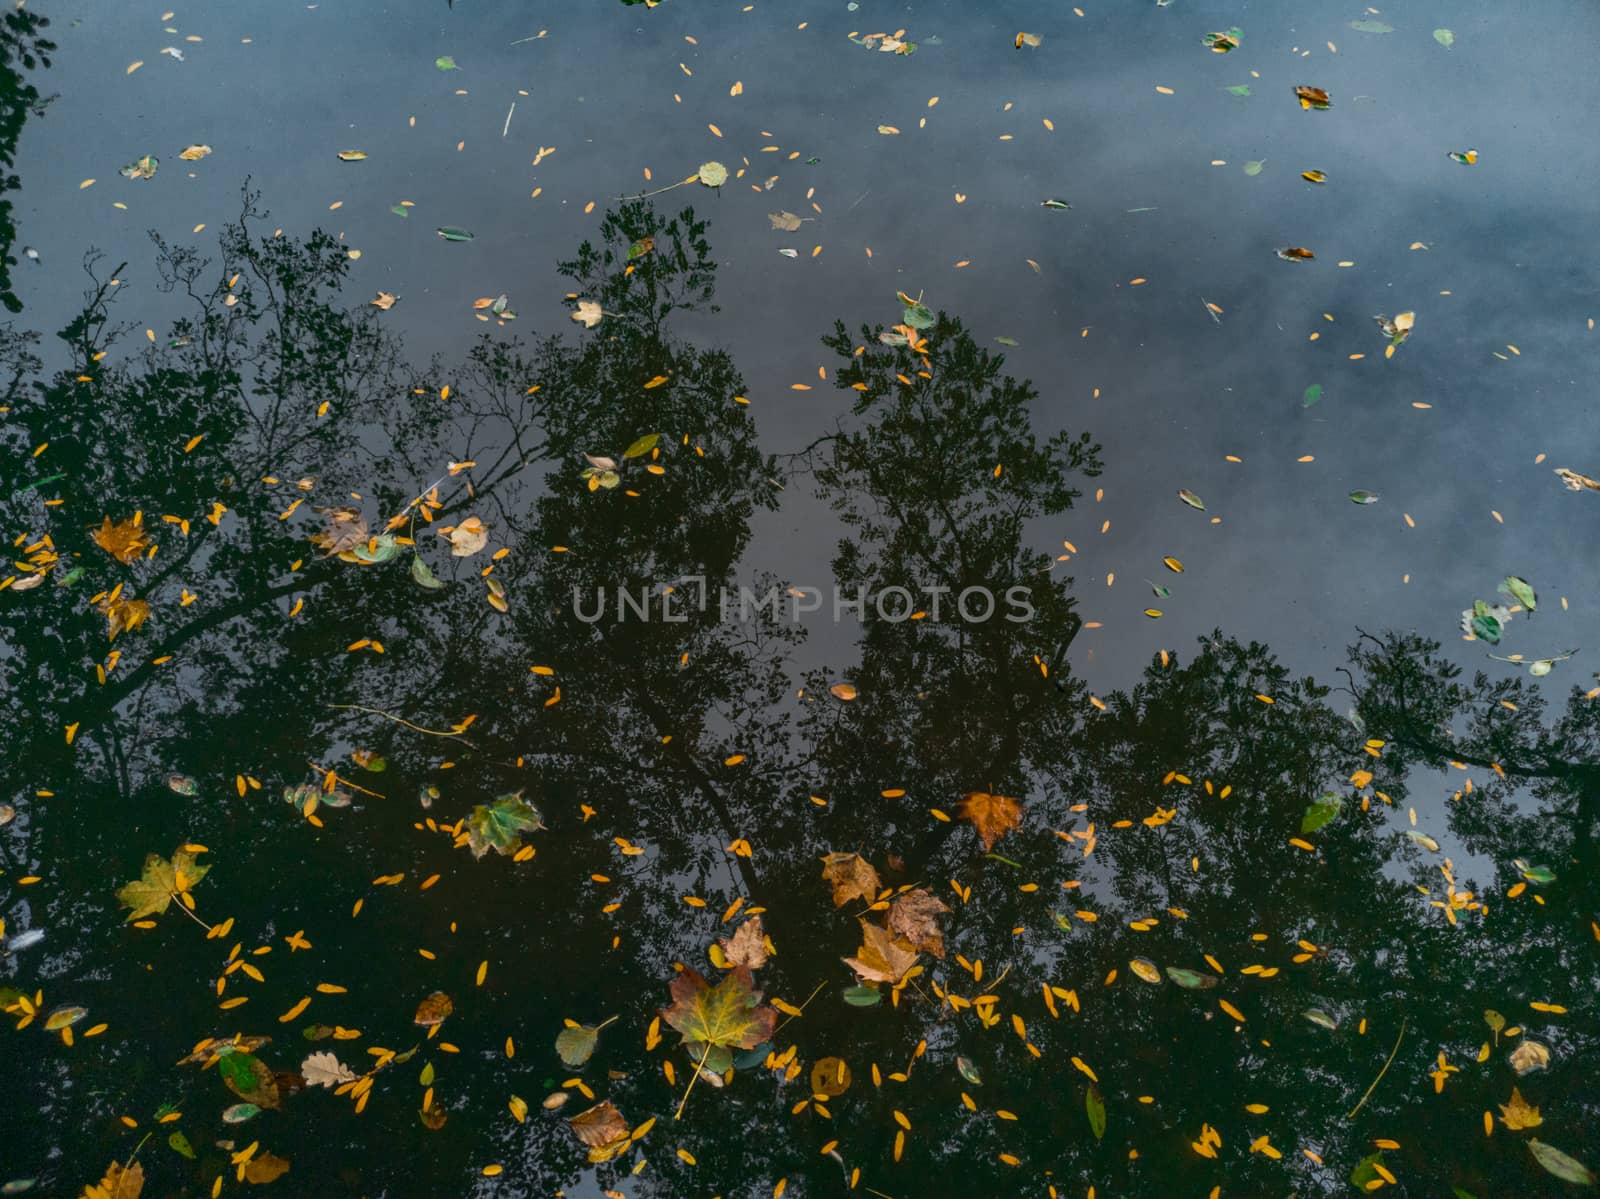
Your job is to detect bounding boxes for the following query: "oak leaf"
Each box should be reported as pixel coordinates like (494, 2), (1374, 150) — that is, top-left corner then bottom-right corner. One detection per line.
(571, 300), (603, 328)
(843, 919), (919, 984)
(820, 852), (881, 906)
(662, 965), (776, 1051)
(718, 914), (769, 969)
(91, 515), (149, 564)
(956, 791), (1023, 850)
(301, 1051), (356, 1088)
(888, 888), (951, 957)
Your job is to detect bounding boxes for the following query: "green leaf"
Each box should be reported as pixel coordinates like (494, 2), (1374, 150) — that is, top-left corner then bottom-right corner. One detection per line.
(692, 1042), (734, 1073)
(466, 792), (544, 859)
(555, 1025), (600, 1067)
(1501, 575), (1537, 611)
(1302, 383), (1323, 407)
(1471, 611), (1504, 644)
(903, 303), (935, 330)
(1530, 1141), (1596, 1186)
(410, 554), (445, 590)
(1086, 1085), (1107, 1140)
(352, 534), (400, 563)
(1349, 19), (1394, 33)
(994, 336), (1019, 346)
(1243, 160), (1264, 177)
(218, 1053), (280, 1110)
(623, 433), (661, 459)
(435, 226), (475, 242)
(116, 849), (210, 922)
(1164, 966), (1218, 990)
(435, 55), (458, 70)
(1177, 489), (1206, 510)
(1351, 1152), (1386, 1188)
(390, 205), (409, 218)
(1301, 793), (1342, 833)
(221, 1103), (262, 1124)
(1452, 1189), (1478, 1199)
(1304, 1008), (1339, 1030)
(119, 155), (159, 181)
(1349, 490), (1380, 505)
(1226, 84), (1251, 96)
(167, 1131), (196, 1160)
(1519, 863), (1556, 884)
(842, 985), (882, 1007)
(956, 1056), (983, 1085)
(1040, 198), (1072, 210)
(1434, 28), (1455, 48)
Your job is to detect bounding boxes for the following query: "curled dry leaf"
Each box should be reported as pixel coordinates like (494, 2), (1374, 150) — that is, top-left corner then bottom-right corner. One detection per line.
(413, 990), (454, 1027)
(1509, 1039), (1551, 1075)
(1294, 85), (1330, 109)
(568, 1099), (630, 1159)
(308, 507), (370, 555)
(887, 888), (951, 957)
(955, 790), (1023, 850)
(718, 914), (769, 969)
(1554, 467), (1600, 492)
(820, 851), (881, 907)
(370, 291), (399, 310)
(439, 515), (489, 557)
(178, 144), (212, 161)
(843, 919), (920, 984)
(1277, 247), (1316, 262)
(768, 210), (804, 231)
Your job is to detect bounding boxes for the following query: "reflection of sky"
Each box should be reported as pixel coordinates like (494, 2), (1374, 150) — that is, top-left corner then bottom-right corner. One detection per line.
(14, 0), (1599, 701)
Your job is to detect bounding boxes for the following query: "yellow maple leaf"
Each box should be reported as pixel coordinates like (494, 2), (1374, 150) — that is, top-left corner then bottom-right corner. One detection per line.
(91, 515), (149, 564)
(1498, 1086), (1543, 1130)
(956, 790), (1024, 850)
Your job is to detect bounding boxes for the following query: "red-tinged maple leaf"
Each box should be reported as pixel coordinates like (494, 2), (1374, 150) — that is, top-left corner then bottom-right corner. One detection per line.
(661, 966), (775, 1051)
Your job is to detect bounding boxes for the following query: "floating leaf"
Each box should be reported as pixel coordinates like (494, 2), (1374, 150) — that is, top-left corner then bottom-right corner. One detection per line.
(994, 336), (1019, 346)
(1301, 793), (1342, 833)
(434, 55), (458, 70)
(414, 991), (454, 1027)
(887, 889), (950, 958)
(92, 515), (150, 564)
(623, 433), (661, 459)
(218, 1053), (280, 1110)
(1294, 85), (1331, 110)
(903, 302), (935, 330)
(697, 161), (728, 188)
(1510, 1039), (1550, 1075)
(663, 966), (777, 1050)
(1406, 830), (1440, 852)
(571, 300), (604, 328)
(1086, 1085), (1107, 1140)
(1129, 958), (1162, 985)
(1498, 1087), (1543, 1131)
(1014, 31), (1042, 48)
(842, 985), (882, 1007)
(811, 1057), (852, 1097)
(1277, 247), (1315, 261)
(956, 790), (1023, 850)
(1500, 575), (1537, 612)
(627, 236), (655, 259)
(301, 1051), (356, 1088)
(336, 151), (367, 162)
(1165, 967), (1218, 990)
(821, 853), (881, 907)
(83, 1163), (142, 1199)
(1348, 19), (1394, 33)
(434, 226), (475, 242)
(1449, 148), (1479, 165)
(768, 211), (803, 232)
(956, 1056), (983, 1085)
(1302, 383), (1323, 407)
(1243, 160), (1265, 177)
(555, 1025), (601, 1067)
(1040, 199), (1072, 210)
(1226, 84), (1252, 97)
(1177, 489), (1206, 511)
(1302, 169), (1327, 184)
(844, 921), (920, 984)
(241, 1152), (290, 1184)
(1529, 1142), (1595, 1186)
(410, 555), (445, 590)
(1349, 490), (1380, 505)
(1434, 28), (1455, 48)
(1515, 860), (1556, 884)
(1304, 1008), (1339, 1030)
(438, 516), (489, 557)
(116, 849), (210, 922)
(167, 1131), (195, 1160)
(466, 792), (544, 858)
(119, 155), (159, 181)
(178, 144), (212, 161)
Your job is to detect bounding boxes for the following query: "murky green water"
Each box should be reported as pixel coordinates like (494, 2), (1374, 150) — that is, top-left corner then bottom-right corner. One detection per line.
(3, 2), (1598, 1197)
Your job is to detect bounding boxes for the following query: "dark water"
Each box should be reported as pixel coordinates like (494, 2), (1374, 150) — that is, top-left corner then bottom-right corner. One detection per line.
(3, 2), (1598, 1197)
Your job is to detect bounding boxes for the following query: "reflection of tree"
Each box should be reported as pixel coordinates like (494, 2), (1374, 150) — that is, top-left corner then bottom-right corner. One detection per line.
(0, 6), (53, 313)
(2, 201), (1595, 1199)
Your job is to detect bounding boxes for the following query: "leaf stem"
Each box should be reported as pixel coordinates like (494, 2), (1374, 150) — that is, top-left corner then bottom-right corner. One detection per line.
(1346, 1016), (1407, 1119)
(615, 176), (697, 202)
(593, 1015), (620, 1032)
(325, 703), (472, 739)
(169, 894), (215, 933)
(673, 1040), (716, 1121)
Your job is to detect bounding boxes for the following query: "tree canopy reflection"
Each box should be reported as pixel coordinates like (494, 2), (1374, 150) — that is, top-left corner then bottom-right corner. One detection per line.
(2, 203), (1594, 1199)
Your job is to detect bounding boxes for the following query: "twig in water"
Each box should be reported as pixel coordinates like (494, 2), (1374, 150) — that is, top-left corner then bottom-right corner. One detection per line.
(502, 102), (515, 139)
(1347, 1016), (1407, 1118)
(326, 703), (473, 739)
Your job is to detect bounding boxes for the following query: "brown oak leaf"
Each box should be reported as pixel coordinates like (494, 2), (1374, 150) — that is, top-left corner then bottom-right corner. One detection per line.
(820, 852), (881, 907)
(888, 888), (951, 958)
(956, 791), (1023, 850)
